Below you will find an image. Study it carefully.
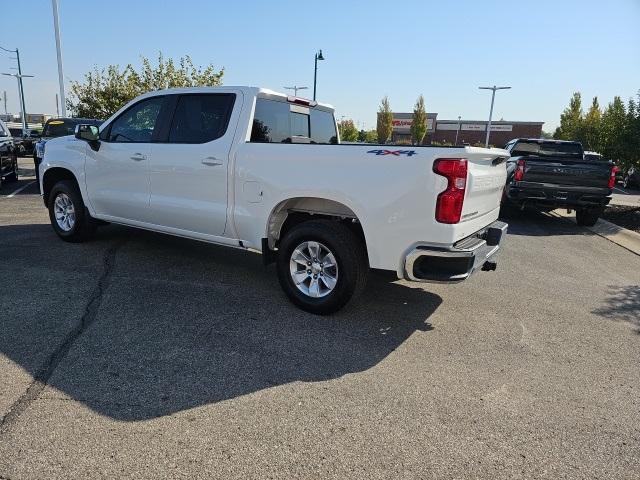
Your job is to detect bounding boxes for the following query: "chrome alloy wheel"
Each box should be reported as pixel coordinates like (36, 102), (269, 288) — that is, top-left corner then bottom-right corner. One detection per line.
(53, 192), (76, 232)
(289, 241), (338, 298)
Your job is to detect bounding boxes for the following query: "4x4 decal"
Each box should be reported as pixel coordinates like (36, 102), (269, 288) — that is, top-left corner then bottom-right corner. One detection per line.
(367, 149), (417, 156)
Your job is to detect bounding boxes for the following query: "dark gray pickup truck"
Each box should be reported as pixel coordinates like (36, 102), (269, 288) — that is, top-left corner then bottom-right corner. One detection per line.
(502, 139), (616, 226)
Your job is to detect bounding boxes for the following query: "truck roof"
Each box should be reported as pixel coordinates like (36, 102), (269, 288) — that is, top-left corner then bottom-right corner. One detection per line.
(142, 86), (335, 111)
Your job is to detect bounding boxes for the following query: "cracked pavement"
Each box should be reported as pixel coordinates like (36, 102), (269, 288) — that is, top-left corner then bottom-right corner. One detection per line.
(1, 159), (639, 479)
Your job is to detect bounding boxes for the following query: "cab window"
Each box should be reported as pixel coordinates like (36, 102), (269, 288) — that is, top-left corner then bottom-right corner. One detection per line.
(106, 97), (165, 143)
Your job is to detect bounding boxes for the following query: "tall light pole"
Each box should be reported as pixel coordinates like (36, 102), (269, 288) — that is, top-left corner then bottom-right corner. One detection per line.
(284, 85), (308, 97)
(313, 49), (324, 101)
(455, 115), (462, 145)
(479, 85), (511, 147)
(51, 0), (67, 117)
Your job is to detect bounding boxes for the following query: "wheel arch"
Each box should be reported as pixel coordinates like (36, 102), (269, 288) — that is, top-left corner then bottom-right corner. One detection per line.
(42, 167), (81, 207)
(264, 196), (367, 259)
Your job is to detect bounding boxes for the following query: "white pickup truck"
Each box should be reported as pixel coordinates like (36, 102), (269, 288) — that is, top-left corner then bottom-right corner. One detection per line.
(40, 87), (508, 314)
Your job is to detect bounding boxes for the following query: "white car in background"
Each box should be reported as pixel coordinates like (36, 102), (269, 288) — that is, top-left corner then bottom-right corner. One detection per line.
(40, 87), (508, 314)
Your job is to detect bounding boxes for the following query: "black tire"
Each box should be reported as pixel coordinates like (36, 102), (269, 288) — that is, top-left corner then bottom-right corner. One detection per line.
(276, 220), (369, 315)
(576, 208), (602, 227)
(48, 180), (96, 242)
(5, 157), (18, 182)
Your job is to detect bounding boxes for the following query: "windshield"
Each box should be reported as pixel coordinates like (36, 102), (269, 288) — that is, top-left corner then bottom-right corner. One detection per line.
(511, 141), (583, 158)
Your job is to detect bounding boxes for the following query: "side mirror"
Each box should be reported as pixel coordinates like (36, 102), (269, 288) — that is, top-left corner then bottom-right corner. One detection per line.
(75, 124), (99, 142)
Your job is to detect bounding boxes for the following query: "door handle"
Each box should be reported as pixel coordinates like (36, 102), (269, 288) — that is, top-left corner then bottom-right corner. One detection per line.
(130, 153), (146, 161)
(201, 157), (223, 166)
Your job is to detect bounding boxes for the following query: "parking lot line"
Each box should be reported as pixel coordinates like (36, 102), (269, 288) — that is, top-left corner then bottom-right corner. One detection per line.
(4, 181), (36, 198)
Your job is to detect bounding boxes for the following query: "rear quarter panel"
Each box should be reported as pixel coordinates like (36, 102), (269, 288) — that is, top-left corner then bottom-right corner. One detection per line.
(232, 144), (507, 273)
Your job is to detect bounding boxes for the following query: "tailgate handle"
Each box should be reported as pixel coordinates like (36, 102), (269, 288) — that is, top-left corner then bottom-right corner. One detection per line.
(492, 156), (508, 166)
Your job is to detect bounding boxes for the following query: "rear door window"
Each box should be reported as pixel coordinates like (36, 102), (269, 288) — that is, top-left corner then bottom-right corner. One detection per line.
(168, 94), (235, 143)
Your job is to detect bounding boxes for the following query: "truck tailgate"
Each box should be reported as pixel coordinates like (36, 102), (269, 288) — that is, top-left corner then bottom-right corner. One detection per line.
(522, 157), (611, 188)
(461, 152), (508, 222)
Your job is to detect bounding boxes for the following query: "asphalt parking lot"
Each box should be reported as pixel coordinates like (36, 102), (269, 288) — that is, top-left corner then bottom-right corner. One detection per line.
(1, 159), (639, 479)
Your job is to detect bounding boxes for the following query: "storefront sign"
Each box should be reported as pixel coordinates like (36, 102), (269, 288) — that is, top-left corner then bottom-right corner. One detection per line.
(436, 123), (513, 132)
(392, 118), (434, 132)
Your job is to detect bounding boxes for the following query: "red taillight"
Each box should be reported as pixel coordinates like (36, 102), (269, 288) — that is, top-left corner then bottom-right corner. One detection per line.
(608, 166), (618, 188)
(514, 159), (526, 182)
(433, 158), (467, 224)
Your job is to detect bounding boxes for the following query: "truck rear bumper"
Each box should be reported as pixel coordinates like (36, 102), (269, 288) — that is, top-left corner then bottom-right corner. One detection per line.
(507, 183), (611, 208)
(403, 220), (508, 283)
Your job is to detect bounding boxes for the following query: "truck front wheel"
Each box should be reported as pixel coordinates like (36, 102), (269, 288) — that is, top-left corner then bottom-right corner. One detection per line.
(48, 180), (96, 242)
(276, 220), (368, 315)
(576, 208), (602, 227)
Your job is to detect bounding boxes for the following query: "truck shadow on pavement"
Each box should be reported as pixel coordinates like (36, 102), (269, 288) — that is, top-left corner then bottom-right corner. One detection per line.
(500, 209), (592, 237)
(592, 285), (640, 333)
(0, 223), (440, 422)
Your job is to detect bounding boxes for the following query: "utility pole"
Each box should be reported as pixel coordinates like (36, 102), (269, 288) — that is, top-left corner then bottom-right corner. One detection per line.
(455, 115), (461, 145)
(2, 91), (6, 115)
(56, 93), (60, 116)
(284, 85), (308, 97)
(479, 85), (511, 147)
(1, 46), (34, 134)
(52, 0), (67, 117)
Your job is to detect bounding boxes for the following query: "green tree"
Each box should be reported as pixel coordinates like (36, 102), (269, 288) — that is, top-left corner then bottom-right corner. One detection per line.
(599, 96), (627, 164)
(68, 53), (224, 119)
(337, 119), (358, 142)
(365, 129), (378, 143)
(621, 95), (640, 169)
(554, 92), (584, 143)
(410, 95), (427, 145)
(377, 96), (393, 144)
(583, 97), (602, 151)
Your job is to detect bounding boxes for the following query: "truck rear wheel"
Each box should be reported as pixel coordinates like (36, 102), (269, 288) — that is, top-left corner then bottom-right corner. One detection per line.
(576, 208), (602, 227)
(276, 220), (368, 315)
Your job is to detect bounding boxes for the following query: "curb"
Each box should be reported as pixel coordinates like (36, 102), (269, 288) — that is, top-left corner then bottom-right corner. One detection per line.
(610, 198), (640, 207)
(550, 210), (640, 256)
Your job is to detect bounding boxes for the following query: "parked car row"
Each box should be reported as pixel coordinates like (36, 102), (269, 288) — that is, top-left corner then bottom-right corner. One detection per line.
(5, 87), (628, 312)
(0, 119), (19, 187)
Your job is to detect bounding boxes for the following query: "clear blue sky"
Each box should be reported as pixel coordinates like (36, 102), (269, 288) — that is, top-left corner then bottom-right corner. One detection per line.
(2, 0), (638, 131)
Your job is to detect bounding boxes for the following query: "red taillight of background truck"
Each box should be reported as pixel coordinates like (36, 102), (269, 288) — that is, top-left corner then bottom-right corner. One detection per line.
(433, 158), (468, 224)
(514, 159), (526, 182)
